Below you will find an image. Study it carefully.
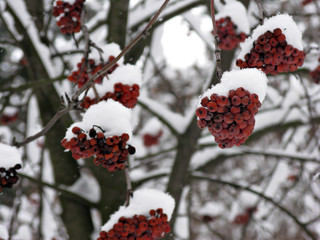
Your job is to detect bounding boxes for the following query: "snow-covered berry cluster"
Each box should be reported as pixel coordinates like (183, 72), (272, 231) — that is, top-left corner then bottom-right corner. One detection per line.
(236, 14), (305, 75)
(216, 17), (247, 51)
(97, 208), (170, 240)
(0, 164), (21, 192)
(68, 56), (118, 88)
(52, 0), (85, 34)
(81, 64), (142, 109)
(61, 128), (134, 172)
(236, 28), (305, 75)
(196, 69), (268, 149)
(62, 100), (134, 171)
(81, 83), (140, 109)
(197, 88), (261, 148)
(310, 65), (320, 84)
(1, 112), (18, 125)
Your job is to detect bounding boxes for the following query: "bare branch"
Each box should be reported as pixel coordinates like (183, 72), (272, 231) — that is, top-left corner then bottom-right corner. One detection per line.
(255, 0), (266, 24)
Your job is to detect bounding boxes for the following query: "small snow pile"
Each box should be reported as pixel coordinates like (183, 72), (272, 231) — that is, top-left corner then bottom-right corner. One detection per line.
(64, 100), (132, 141)
(0, 143), (22, 169)
(238, 14), (303, 60)
(200, 69), (268, 103)
(85, 64), (142, 99)
(0, 225), (8, 240)
(216, 1), (250, 34)
(141, 118), (163, 136)
(101, 188), (175, 232)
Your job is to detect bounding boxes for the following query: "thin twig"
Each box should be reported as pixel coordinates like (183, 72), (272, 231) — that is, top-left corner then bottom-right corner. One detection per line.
(72, 0), (172, 101)
(210, 0), (222, 83)
(255, 0), (265, 25)
(14, 106), (71, 147)
(192, 173), (317, 240)
(124, 166), (133, 207)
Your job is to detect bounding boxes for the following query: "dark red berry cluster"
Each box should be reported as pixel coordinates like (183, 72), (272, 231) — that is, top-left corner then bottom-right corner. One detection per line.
(68, 56), (118, 88)
(143, 131), (162, 147)
(81, 83), (140, 109)
(196, 87), (261, 148)
(1, 112), (18, 125)
(216, 17), (247, 50)
(236, 28), (305, 75)
(302, 0), (314, 5)
(232, 207), (257, 225)
(52, 0), (85, 34)
(97, 208), (171, 240)
(310, 66), (320, 84)
(0, 164), (21, 192)
(61, 127), (135, 172)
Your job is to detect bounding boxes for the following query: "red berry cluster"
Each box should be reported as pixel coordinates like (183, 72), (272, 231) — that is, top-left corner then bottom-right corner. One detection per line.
(232, 207), (257, 225)
(68, 56), (118, 88)
(0, 164), (21, 192)
(236, 28), (305, 75)
(216, 17), (246, 50)
(196, 87), (261, 148)
(0, 112), (18, 125)
(52, 0), (85, 34)
(97, 208), (171, 240)
(81, 83), (140, 109)
(302, 0), (314, 5)
(310, 66), (320, 84)
(143, 131), (162, 147)
(61, 127), (135, 172)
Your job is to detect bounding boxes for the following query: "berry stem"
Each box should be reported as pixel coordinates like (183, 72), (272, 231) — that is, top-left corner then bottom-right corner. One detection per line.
(255, 0), (266, 24)
(72, 0), (172, 101)
(124, 165), (133, 207)
(210, 0), (223, 83)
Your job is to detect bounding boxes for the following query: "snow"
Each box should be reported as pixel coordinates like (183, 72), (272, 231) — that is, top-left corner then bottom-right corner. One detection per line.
(0, 225), (8, 239)
(101, 188), (175, 232)
(238, 14), (304, 60)
(90, 43), (124, 65)
(54, 0), (76, 6)
(199, 68), (268, 105)
(0, 143), (22, 169)
(63, 170), (101, 203)
(216, 1), (250, 34)
(64, 100), (132, 141)
(86, 64), (142, 99)
(140, 117), (162, 135)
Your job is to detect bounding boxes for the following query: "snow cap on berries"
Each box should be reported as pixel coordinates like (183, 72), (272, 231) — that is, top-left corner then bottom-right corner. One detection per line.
(0, 143), (22, 169)
(199, 68), (268, 106)
(216, 1), (250, 34)
(101, 188), (175, 232)
(86, 64), (142, 99)
(64, 100), (132, 141)
(238, 14), (303, 60)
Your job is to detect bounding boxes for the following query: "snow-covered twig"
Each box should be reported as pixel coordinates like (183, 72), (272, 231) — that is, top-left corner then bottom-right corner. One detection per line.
(210, 0), (222, 83)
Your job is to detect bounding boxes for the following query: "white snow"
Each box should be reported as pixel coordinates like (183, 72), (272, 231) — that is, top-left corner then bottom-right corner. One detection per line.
(0, 225), (8, 239)
(86, 64), (142, 99)
(199, 68), (268, 105)
(140, 117), (162, 135)
(64, 100), (132, 141)
(54, 0), (76, 6)
(238, 14), (304, 60)
(216, 1), (250, 34)
(101, 188), (175, 232)
(0, 143), (22, 169)
(90, 43), (124, 66)
(2, 106), (17, 116)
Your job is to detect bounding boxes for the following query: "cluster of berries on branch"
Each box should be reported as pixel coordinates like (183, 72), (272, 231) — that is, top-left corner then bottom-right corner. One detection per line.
(52, 0), (85, 34)
(0, 164), (21, 192)
(197, 87), (262, 148)
(81, 83), (140, 109)
(236, 28), (305, 75)
(61, 127), (135, 172)
(1, 112), (18, 125)
(310, 58), (320, 84)
(216, 17), (247, 51)
(302, 0), (314, 5)
(97, 208), (171, 240)
(68, 56), (118, 88)
(143, 130), (163, 147)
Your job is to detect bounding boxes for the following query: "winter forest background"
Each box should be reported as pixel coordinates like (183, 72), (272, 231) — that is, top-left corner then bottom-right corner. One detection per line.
(0, 0), (320, 239)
